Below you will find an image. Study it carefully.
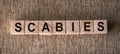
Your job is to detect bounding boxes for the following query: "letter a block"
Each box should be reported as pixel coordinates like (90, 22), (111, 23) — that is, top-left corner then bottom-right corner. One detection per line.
(66, 20), (79, 34)
(94, 20), (107, 34)
(52, 21), (65, 35)
(25, 21), (39, 35)
(39, 21), (52, 35)
(80, 20), (94, 34)
(11, 21), (25, 35)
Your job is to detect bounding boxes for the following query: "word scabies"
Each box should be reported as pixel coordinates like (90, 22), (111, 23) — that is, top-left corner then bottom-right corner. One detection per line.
(11, 20), (107, 35)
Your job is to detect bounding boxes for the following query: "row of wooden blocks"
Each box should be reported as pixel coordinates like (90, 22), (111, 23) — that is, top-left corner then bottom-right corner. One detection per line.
(11, 20), (107, 35)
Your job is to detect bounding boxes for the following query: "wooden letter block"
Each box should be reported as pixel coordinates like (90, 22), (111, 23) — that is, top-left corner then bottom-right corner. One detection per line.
(52, 21), (65, 35)
(25, 21), (39, 35)
(94, 20), (107, 34)
(11, 21), (25, 35)
(80, 20), (94, 34)
(66, 20), (79, 34)
(39, 21), (52, 35)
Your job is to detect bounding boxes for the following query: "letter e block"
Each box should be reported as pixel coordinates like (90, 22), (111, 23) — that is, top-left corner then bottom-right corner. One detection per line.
(94, 20), (107, 34)
(11, 21), (25, 35)
(80, 20), (94, 34)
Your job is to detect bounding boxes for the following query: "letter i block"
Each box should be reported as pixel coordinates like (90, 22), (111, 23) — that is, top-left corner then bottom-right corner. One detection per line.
(25, 21), (39, 35)
(39, 21), (52, 35)
(94, 20), (107, 34)
(11, 21), (25, 35)
(80, 20), (94, 34)
(66, 20), (79, 34)
(52, 21), (66, 35)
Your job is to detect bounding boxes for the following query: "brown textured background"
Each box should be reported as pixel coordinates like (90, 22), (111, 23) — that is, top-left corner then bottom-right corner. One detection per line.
(0, 0), (120, 54)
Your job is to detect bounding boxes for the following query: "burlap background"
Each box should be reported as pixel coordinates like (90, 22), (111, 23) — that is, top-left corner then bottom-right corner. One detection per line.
(0, 0), (120, 54)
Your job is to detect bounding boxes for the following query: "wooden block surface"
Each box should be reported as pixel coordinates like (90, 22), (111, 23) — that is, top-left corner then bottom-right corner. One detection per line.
(11, 21), (25, 35)
(39, 21), (52, 35)
(94, 20), (107, 34)
(25, 21), (39, 35)
(66, 20), (79, 34)
(80, 20), (94, 34)
(52, 21), (66, 35)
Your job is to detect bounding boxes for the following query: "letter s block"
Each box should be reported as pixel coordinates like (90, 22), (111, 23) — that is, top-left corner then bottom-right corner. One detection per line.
(52, 21), (65, 35)
(94, 20), (107, 34)
(25, 21), (39, 35)
(11, 21), (25, 35)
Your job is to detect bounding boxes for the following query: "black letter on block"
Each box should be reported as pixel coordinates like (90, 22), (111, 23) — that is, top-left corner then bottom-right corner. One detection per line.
(28, 23), (35, 32)
(15, 22), (22, 32)
(42, 22), (50, 32)
(72, 22), (74, 31)
(56, 22), (63, 32)
(84, 22), (90, 31)
(98, 22), (104, 31)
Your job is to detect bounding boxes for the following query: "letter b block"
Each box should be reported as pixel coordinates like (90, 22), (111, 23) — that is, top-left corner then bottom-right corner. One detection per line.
(52, 21), (65, 35)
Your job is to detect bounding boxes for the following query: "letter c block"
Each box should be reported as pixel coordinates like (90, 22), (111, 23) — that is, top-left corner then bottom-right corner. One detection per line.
(25, 21), (39, 35)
